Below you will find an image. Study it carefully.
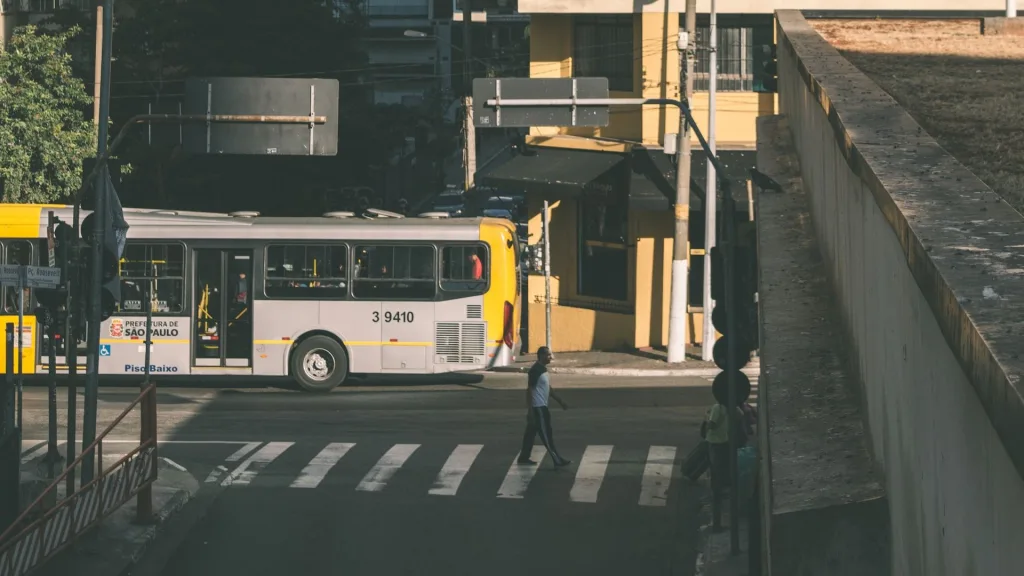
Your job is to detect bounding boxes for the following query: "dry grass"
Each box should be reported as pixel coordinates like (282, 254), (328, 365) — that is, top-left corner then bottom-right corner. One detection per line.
(809, 19), (1024, 212)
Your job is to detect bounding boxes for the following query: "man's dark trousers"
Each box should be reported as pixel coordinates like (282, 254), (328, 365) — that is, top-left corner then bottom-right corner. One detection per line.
(520, 406), (561, 462)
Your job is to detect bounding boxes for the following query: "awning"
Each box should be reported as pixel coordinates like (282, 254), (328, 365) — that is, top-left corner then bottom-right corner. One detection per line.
(477, 147), (627, 198)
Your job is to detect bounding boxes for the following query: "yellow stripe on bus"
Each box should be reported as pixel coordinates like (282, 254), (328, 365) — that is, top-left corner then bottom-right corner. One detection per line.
(100, 339), (190, 344)
(253, 340), (432, 347)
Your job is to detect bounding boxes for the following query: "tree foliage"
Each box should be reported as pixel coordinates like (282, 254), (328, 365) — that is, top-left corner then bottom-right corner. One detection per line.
(0, 25), (93, 204)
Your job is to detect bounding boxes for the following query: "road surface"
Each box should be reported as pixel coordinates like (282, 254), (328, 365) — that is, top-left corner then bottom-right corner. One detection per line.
(19, 372), (731, 576)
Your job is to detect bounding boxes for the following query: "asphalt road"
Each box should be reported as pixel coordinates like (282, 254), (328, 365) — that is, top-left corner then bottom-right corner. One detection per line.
(18, 373), (722, 576)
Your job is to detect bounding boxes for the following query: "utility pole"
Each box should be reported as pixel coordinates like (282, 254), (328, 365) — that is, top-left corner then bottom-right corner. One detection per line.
(81, 0), (114, 485)
(462, 0), (476, 192)
(668, 0), (697, 364)
(701, 0), (718, 361)
(93, 1), (103, 128)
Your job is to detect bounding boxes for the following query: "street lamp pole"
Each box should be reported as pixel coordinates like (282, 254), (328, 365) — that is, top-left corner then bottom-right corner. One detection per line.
(461, 0), (476, 192)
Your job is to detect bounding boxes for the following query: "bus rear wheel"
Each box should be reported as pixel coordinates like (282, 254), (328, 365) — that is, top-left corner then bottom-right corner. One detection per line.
(291, 336), (348, 392)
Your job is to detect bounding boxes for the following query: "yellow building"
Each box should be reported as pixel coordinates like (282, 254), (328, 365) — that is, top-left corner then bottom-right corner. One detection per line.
(476, 6), (775, 353)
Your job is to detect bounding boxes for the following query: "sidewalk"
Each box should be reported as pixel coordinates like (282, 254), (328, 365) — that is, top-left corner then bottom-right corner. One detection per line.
(13, 453), (198, 576)
(697, 518), (753, 576)
(493, 348), (760, 377)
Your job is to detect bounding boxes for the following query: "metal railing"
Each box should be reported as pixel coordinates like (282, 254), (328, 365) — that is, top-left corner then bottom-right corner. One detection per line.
(0, 383), (158, 576)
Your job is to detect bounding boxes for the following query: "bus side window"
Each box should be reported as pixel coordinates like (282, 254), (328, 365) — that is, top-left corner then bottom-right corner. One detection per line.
(441, 245), (488, 293)
(352, 245), (435, 300)
(2, 240), (34, 314)
(265, 244), (347, 299)
(118, 243), (185, 314)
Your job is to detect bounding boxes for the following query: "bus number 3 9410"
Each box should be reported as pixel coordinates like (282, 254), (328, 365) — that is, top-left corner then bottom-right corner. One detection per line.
(372, 311), (415, 323)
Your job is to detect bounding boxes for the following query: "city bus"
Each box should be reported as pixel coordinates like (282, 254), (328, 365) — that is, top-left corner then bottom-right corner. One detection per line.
(0, 204), (522, 392)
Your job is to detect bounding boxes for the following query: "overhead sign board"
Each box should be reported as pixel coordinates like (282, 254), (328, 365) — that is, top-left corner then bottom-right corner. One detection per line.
(0, 265), (61, 289)
(473, 77), (610, 128)
(183, 77), (340, 156)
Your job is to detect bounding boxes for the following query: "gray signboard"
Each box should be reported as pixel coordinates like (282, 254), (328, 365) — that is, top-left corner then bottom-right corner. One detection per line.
(473, 77), (610, 128)
(183, 77), (339, 156)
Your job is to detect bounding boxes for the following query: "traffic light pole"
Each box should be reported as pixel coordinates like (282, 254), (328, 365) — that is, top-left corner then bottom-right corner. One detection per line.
(81, 0), (114, 486)
(722, 187), (741, 555)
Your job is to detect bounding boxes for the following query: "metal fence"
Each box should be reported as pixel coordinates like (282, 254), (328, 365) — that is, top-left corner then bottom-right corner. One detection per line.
(0, 384), (158, 576)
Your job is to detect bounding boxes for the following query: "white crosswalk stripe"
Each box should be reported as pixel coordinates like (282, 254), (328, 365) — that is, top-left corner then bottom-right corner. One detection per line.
(291, 442), (355, 489)
(429, 444), (482, 496)
(569, 445), (612, 503)
(356, 444), (420, 492)
(496, 446), (547, 499)
(194, 441), (695, 507)
(222, 442), (293, 487)
(639, 446), (676, 507)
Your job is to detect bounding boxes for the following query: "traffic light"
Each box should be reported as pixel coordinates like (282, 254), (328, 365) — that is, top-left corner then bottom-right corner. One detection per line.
(709, 203), (759, 377)
(710, 248), (757, 370)
(34, 220), (75, 311)
(81, 211), (122, 322)
(754, 43), (777, 93)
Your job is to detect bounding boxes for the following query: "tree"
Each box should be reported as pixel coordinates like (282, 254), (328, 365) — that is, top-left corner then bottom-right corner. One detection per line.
(0, 25), (93, 204)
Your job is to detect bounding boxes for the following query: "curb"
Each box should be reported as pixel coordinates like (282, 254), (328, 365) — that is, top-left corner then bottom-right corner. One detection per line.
(119, 488), (194, 574)
(491, 366), (760, 377)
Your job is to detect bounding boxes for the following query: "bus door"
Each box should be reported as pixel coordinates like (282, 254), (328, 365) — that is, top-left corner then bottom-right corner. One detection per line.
(192, 248), (253, 369)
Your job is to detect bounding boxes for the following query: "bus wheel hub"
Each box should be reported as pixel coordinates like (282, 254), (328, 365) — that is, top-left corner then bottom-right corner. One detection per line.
(303, 349), (333, 380)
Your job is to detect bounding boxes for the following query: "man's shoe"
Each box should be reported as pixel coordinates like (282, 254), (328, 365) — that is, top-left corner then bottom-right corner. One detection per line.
(517, 458), (537, 465)
(554, 459), (572, 468)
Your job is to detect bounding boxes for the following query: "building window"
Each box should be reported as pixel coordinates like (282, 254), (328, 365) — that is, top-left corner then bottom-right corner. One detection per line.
(353, 245), (436, 300)
(441, 245), (488, 293)
(2, 240), (34, 315)
(574, 16), (634, 93)
(265, 244), (349, 299)
(689, 14), (774, 92)
(118, 244), (185, 314)
(578, 193), (629, 301)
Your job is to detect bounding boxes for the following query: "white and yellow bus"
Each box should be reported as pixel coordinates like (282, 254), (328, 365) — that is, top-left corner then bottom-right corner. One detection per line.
(0, 204), (522, 392)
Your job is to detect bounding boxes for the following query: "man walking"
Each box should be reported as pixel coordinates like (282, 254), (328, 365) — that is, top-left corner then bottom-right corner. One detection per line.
(518, 347), (571, 467)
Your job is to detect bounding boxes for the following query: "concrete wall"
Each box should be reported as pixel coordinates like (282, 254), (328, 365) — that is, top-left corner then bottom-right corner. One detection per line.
(776, 10), (1024, 575)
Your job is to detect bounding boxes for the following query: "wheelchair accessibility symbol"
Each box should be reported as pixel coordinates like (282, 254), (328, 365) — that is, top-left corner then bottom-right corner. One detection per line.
(99, 344), (111, 357)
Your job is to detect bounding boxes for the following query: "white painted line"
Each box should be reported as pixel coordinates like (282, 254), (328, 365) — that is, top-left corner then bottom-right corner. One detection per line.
(496, 446), (546, 499)
(639, 446), (677, 507)
(429, 444), (483, 496)
(20, 443), (48, 464)
(356, 444), (420, 492)
(221, 442), (293, 487)
(205, 465), (228, 484)
(160, 457), (187, 472)
(225, 442), (262, 462)
(23, 439), (259, 445)
(291, 443), (355, 489)
(569, 445), (612, 503)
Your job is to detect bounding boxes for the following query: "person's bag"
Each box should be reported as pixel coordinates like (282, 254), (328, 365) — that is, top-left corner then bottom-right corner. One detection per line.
(681, 440), (710, 481)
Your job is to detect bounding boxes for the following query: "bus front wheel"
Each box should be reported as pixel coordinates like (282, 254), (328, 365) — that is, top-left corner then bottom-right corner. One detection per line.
(291, 336), (349, 392)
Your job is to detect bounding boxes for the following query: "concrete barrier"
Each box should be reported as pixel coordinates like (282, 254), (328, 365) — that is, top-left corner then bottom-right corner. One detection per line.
(775, 10), (1024, 575)
(755, 114), (891, 576)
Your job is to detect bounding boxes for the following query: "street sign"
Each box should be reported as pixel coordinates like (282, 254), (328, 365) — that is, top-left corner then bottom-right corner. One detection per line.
(0, 265), (61, 289)
(182, 77), (340, 156)
(473, 77), (610, 128)
(46, 219), (55, 268)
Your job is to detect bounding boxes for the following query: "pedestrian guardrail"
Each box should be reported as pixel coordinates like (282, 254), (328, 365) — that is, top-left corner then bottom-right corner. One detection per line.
(0, 383), (158, 576)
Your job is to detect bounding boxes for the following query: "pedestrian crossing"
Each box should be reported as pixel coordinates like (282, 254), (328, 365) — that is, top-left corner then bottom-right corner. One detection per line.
(189, 440), (691, 507)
